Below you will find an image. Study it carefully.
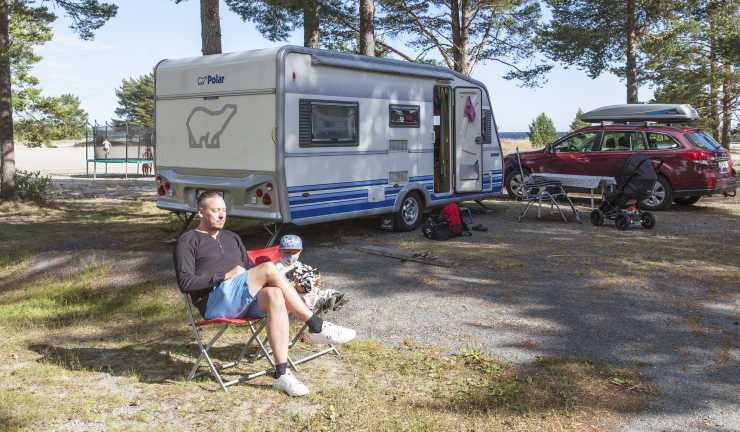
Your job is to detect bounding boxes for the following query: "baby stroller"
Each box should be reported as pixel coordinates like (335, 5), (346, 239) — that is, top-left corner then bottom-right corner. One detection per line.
(591, 154), (663, 230)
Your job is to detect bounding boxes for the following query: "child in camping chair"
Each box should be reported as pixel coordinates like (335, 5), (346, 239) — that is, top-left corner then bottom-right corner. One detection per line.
(276, 235), (348, 313)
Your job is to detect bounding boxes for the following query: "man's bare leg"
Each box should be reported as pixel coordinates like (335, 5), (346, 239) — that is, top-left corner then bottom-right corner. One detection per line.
(248, 261), (313, 321)
(257, 286), (289, 364)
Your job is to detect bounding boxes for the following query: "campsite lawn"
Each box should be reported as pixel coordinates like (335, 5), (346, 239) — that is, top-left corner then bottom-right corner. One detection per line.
(1, 187), (737, 431)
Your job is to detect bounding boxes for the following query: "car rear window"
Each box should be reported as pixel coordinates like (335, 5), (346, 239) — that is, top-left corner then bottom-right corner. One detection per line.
(685, 131), (721, 150)
(646, 132), (681, 150)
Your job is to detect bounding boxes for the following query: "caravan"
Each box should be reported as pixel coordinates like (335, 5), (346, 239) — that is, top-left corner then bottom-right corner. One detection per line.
(154, 46), (504, 232)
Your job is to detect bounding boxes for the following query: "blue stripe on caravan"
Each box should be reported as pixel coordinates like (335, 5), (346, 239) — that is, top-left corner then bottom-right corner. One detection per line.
(291, 199), (396, 219)
(292, 196), (368, 211)
(288, 178), (387, 193)
(289, 189), (368, 205)
(410, 175), (433, 181)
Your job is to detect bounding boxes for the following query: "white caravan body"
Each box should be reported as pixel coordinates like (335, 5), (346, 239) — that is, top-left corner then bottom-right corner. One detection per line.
(154, 46), (504, 226)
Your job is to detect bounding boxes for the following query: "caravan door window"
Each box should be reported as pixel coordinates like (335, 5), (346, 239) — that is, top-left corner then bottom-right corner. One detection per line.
(300, 100), (359, 147)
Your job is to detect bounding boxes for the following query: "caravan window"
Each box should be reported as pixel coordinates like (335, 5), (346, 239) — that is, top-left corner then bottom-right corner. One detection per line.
(300, 100), (359, 147)
(481, 109), (493, 144)
(389, 105), (420, 128)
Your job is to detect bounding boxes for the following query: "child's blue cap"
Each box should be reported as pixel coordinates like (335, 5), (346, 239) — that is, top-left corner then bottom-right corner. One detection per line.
(279, 235), (303, 250)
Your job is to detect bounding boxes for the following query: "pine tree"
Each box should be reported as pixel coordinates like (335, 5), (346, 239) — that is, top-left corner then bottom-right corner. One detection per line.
(113, 73), (154, 128)
(15, 94), (88, 146)
(380, 0), (551, 82)
(643, 0), (738, 147)
(541, 0), (679, 103)
(528, 113), (557, 148)
(1, 0), (117, 200)
(569, 108), (588, 131)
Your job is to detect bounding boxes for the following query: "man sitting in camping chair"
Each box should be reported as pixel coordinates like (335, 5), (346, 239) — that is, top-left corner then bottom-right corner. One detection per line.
(175, 191), (356, 396)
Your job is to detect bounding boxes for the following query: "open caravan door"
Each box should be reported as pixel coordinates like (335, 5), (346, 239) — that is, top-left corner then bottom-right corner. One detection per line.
(454, 87), (483, 192)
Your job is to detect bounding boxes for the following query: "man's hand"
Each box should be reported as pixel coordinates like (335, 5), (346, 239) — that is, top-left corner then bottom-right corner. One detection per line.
(225, 265), (246, 280)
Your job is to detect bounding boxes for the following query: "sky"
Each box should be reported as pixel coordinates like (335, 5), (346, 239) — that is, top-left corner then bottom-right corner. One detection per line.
(32, 0), (654, 131)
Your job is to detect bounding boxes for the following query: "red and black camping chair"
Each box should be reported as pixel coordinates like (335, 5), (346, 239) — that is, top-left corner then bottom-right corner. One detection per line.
(179, 245), (339, 392)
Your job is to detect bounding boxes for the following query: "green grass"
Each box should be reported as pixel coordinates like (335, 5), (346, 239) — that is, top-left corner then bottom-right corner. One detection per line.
(0, 198), (661, 431)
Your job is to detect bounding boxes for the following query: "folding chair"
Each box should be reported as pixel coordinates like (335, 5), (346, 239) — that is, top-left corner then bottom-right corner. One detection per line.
(179, 245), (340, 392)
(515, 148), (581, 223)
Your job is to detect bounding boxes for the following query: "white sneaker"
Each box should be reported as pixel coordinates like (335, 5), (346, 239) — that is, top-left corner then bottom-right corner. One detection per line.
(272, 370), (309, 397)
(309, 321), (356, 345)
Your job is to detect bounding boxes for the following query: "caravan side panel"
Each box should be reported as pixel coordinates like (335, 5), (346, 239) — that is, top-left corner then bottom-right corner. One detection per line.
(282, 52), (437, 225)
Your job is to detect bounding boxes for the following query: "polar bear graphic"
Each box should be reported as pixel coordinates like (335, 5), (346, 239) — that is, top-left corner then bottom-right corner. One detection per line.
(186, 104), (237, 148)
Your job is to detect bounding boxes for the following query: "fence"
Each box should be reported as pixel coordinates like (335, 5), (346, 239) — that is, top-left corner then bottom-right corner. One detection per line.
(85, 122), (156, 179)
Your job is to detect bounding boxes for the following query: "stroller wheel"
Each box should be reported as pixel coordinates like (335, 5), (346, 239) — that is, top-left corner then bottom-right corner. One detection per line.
(640, 212), (656, 229)
(590, 209), (605, 227)
(615, 214), (630, 231)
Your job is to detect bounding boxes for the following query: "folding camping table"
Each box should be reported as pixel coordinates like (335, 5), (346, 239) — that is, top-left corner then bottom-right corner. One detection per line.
(529, 173), (616, 209)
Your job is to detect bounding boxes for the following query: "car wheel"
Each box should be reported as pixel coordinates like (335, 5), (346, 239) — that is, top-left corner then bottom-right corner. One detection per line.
(674, 196), (701, 206)
(505, 169), (530, 199)
(640, 176), (673, 211)
(640, 211), (656, 229)
(615, 214), (630, 231)
(590, 209), (604, 227)
(394, 192), (423, 231)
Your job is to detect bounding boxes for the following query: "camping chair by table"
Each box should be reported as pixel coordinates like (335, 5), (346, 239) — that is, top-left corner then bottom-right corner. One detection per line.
(515, 148), (581, 223)
(178, 245), (339, 392)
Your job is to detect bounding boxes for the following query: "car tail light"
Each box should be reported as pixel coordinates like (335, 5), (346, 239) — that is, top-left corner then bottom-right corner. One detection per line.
(262, 193), (272, 205)
(684, 150), (713, 166)
(707, 177), (716, 188)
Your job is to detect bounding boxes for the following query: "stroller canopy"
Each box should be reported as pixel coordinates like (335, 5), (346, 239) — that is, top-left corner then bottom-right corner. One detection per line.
(617, 154), (658, 200)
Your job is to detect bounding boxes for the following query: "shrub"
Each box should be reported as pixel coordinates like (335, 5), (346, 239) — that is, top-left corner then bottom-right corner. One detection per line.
(15, 170), (53, 203)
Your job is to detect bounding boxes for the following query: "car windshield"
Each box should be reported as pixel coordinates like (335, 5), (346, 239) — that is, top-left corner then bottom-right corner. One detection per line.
(686, 131), (721, 150)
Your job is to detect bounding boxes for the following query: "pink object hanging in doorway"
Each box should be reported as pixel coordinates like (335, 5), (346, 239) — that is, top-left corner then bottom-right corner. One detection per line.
(464, 96), (476, 122)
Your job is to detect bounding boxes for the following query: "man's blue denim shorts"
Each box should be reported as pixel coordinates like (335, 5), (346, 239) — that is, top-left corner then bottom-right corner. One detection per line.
(205, 271), (265, 319)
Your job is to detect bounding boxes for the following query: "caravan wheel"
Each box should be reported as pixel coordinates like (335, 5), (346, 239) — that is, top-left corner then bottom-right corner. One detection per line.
(394, 192), (423, 231)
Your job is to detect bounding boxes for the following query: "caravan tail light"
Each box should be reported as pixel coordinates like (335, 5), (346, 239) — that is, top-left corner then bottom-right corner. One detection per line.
(262, 193), (272, 205)
(156, 176), (171, 196)
(255, 188), (264, 198)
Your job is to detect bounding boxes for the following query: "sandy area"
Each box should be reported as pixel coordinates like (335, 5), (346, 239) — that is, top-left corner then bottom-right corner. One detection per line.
(14, 143), (148, 178)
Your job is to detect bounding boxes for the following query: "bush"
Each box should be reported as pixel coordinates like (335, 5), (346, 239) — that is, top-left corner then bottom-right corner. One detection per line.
(528, 113), (557, 149)
(15, 170), (53, 203)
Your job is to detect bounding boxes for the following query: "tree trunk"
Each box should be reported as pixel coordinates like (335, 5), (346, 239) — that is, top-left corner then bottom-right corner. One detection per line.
(625, 0), (638, 103)
(450, 0), (468, 73)
(459, 0), (470, 75)
(359, 0), (375, 56)
(304, 0), (320, 48)
(720, 63), (732, 148)
(200, 0), (222, 55)
(0, 0), (16, 200)
(708, 19), (720, 139)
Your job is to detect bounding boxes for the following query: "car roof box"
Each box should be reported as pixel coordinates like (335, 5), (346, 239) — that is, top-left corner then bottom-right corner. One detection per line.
(581, 104), (699, 123)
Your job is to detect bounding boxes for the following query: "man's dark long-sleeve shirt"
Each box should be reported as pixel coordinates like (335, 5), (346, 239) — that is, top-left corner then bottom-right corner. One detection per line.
(175, 229), (250, 316)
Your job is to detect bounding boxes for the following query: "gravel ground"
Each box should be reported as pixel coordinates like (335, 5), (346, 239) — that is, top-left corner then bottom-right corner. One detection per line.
(30, 178), (740, 432)
(288, 198), (738, 432)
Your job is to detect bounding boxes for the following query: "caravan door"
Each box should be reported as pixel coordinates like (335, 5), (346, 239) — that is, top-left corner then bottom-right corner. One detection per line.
(453, 87), (483, 192)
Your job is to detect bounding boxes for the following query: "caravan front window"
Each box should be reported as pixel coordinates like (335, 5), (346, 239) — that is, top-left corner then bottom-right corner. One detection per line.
(300, 100), (359, 147)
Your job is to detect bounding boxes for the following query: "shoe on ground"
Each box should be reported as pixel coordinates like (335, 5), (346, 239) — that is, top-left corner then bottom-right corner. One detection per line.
(309, 321), (356, 345)
(272, 370), (309, 397)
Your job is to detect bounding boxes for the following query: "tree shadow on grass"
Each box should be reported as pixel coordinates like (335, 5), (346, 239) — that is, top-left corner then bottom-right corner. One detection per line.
(27, 340), (271, 385)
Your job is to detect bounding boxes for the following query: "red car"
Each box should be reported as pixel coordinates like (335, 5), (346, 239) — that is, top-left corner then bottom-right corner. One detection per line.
(504, 125), (737, 210)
